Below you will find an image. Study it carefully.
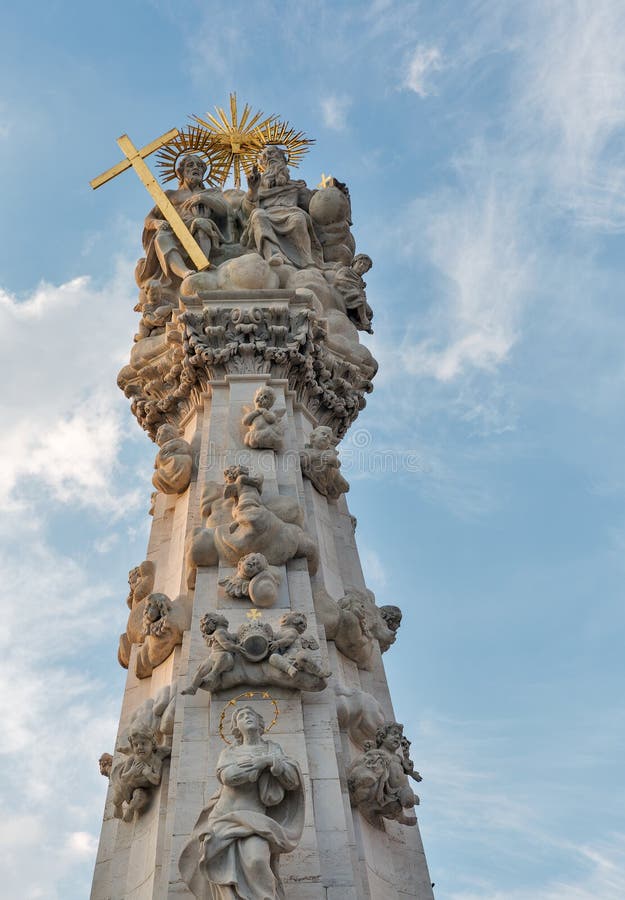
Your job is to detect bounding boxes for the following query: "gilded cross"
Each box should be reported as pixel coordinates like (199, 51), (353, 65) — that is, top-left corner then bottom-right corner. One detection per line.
(318, 172), (334, 189)
(89, 129), (210, 271)
(246, 609), (263, 620)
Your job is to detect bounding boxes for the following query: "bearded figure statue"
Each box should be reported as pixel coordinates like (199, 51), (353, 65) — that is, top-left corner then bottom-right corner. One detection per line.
(240, 145), (324, 269)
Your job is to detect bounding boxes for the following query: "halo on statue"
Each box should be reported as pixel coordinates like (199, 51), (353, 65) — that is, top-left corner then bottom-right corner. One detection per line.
(182, 93), (315, 188)
(218, 690), (280, 744)
(253, 120), (314, 171)
(155, 126), (228, 186)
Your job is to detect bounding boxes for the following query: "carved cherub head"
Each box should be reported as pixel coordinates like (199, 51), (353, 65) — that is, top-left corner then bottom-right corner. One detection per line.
(375, 721), (404, 752)
(224, 464), (249, 484)
(128, 727), (157, 760)
(155, 423), (179, 445)
(142, 593), (170, 635)
(98, 752), (113, 777)
(352, 253), (373, 276)
(308, 425), (334, 451)
(253, 385), (276, 410)
(231, 705), (265, 744)
(279, 611), (308, 634)
(176, 154), (206, 188)
(200, 612), (230, 639)
(237, 552), (268, 579)
(379, 605), (402, 633)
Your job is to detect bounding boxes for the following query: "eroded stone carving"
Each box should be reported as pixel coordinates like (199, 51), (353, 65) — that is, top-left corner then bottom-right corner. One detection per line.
(347, 721), (420, 829)
(126, 560), (156, 610)
(335, 684), (384, 747)
(182, 611), (329, 695)
(118, 587), (191, 679)
(187, 466), (318, 588)
(179, 705), (305, 899)
(242, 385), (285, 451)
(110, 724), (170, 823)
(378, 605), (402, 653)
(219, 552), (282, 608)
(99, 753), (113, 778)
(313, 586), (400, 669)
(152, 423), (194, 494)
(300, 425), (349, 499)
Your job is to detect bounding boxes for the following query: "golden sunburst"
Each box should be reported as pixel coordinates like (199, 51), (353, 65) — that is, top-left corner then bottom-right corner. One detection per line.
(192, 94), (277, 188)
(154, 125), (228, 186)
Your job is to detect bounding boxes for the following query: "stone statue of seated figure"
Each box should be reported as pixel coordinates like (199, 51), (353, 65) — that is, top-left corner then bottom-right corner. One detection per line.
(135, 154), (230, 289)
(241, 145), (324, 269)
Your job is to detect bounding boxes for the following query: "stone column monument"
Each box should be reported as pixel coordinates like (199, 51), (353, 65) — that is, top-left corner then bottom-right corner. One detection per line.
(91, 98), (434, 900)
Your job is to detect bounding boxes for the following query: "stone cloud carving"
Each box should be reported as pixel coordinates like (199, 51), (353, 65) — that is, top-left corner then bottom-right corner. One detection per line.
(187, 466), (318, 588)
(300, 425), (349, 500)
(313, 586), (401, 669)
(179, 705), (305, 899)
(110, 724), (170, 823)
(151, 423), (194, 494)
(347, 722), (420, 829)
(182, 611), (330, 695)
(242, 385), (285, 451)
(335, 684), (385, 747)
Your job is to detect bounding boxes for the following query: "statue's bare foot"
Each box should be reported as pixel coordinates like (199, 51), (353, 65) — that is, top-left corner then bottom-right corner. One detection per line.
(181, 685), (197, 696)
(268, 252), (283, 267)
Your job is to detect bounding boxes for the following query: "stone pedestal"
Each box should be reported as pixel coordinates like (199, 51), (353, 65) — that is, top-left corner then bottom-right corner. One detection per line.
(92, 288), (433, 899)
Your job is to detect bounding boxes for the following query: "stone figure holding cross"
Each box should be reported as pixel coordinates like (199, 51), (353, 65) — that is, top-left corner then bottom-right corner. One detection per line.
(135, 154), (230, 290)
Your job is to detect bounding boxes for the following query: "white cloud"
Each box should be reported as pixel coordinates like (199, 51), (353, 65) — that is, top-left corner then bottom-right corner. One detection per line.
(516, 2), (625, 230)
(403, 44), (442, 97)
(401, 181), (528, 381)
(320, 94), (352, 131)
(0, 262), (144, 514)
(360, 546), (388, 589)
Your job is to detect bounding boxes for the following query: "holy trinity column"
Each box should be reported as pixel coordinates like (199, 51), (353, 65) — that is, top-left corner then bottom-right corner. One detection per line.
(90, 96), (434, 900)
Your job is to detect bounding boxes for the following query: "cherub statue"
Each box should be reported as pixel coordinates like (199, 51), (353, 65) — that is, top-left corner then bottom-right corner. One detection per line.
(400, 736), (423, 785)
(300, 425), (349, 500)
(347, 721), (419, 828)
(134, 592), (188, 679)
(133, 284), (177, 341)
(268, 612), (331, 681)
(126, 560), (155, 610)
(152, 423), (194, 494)
(110, 726), (170, 823)
(333, 253), (374, 333)
(98, 752), (113, 778)
(242, 385), (285, 451)
(219, 551), (281, 608)
(181, 613), (239, 695)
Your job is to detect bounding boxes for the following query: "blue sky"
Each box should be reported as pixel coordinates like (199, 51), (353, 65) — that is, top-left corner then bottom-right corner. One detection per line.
(1, 1), (624, 897)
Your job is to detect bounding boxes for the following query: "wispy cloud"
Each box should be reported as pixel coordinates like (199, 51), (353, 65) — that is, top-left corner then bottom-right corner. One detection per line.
(320, 94), (352, 131)
(402, 44), (443, 97)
